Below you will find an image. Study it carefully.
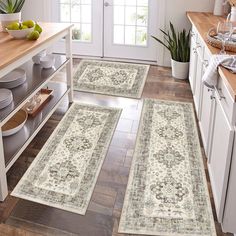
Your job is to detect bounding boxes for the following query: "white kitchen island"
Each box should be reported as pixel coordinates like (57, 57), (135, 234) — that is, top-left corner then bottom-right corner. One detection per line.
(0, 22), (73, 201)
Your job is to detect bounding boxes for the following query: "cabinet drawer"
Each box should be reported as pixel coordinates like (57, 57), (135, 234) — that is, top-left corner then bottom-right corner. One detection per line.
(217, 77), (235, 124)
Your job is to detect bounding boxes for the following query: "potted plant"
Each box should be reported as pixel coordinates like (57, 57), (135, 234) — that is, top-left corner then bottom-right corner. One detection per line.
(0, 0), (25, 32)
(152, 22), (190, 80)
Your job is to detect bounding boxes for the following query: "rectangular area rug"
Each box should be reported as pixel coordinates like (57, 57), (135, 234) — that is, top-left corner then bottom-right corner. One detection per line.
(11, 103), (121, 215)
(119, 99), (216, 236)
(73, 60), (150, 98)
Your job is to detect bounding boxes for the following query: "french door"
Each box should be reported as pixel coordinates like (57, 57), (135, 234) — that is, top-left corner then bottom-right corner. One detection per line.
(52, 0), (161, 62)
(52, 0), (103, 56)
(104, 0), (159, 61)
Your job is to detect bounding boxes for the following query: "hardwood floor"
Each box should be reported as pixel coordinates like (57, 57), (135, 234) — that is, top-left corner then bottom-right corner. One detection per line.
(0, 60), (232, 236)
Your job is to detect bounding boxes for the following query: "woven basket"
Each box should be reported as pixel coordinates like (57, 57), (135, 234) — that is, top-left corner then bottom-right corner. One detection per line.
(206, 27), (236, 53)
(228, 0), (236, 6)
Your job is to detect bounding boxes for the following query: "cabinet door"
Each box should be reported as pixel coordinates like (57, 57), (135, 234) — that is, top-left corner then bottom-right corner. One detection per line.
(222, 133), (236, 233)
(199, 49), (212, 157)
(189, 37), (197, 94)
(193, 46), (204, 117)
(208, 92), (234, 222)
(199, 85), (214, 156)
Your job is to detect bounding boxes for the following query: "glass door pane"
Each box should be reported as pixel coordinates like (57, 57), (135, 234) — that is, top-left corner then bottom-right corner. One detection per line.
(59, 0), (92, 42)
(104, 0), (160, 61)
(113, 0), (148, 46)
(52, 0), (103, 57)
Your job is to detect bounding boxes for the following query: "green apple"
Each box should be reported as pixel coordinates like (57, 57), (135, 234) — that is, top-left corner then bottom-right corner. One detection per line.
(34, 23), (42, 34)
(21, 25), (28, 29)
(27, 31), (40, 40)
(22, 20), (35, 28)
(7, 22), (20, 30)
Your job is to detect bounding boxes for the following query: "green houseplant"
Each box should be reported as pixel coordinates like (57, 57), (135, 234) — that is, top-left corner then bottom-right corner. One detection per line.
(0, 0), (25, 32)
(152, 22), (190, 79)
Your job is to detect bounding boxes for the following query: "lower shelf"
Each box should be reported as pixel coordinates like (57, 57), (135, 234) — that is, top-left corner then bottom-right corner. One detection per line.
(3, 82), (70, 169)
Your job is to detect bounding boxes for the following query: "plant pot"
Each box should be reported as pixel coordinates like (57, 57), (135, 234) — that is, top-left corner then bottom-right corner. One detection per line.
(171, 59), (189, 80)
(0, 12), (21, 32)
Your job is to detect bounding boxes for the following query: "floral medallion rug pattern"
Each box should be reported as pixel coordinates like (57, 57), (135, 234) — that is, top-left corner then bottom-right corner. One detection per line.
(11, 103), (121, 215)
(119, 99), (216, 236)
(73, 60), (150, 98)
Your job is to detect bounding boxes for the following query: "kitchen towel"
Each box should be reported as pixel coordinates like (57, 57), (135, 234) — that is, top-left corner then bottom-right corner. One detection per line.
(202, 54), (236, 88)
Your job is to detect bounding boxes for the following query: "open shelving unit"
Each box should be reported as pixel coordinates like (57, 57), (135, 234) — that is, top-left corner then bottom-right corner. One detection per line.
(0, 22), (74, 201)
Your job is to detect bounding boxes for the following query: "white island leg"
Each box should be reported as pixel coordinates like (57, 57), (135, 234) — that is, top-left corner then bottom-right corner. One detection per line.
(0, 130), (8, 201)
(65, 27), (73, 103)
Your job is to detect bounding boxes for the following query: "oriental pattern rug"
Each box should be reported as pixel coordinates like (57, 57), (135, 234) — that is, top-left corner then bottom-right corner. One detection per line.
(11, 103), (121, 215)
(118, 99), (216, 236)
(73, 60), (149, 98)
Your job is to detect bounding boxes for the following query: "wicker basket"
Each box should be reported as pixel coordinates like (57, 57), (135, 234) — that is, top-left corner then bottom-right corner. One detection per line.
(228, 0), (236, 6)
(206, 27), (236, 53)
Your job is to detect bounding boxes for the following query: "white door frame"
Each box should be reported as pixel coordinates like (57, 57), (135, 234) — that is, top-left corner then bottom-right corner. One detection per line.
(155, 0), (166, 66)
(47, 0), (166, 65)
(103, 0), (165, 62)
(50, 0), (103, 57)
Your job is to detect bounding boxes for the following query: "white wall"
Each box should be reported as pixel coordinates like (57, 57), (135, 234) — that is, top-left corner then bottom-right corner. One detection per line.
(22, 0), (50, 22)
(161, 0), (215, 66)
(22, 0), (215, 65)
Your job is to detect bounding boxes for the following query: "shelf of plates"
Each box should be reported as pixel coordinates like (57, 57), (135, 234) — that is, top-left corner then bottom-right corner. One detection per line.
(0, 55), (68, 123)
(0, 23), (73, 201)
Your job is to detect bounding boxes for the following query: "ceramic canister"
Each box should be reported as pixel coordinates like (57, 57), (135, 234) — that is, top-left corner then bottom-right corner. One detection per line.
(228, 6), (236, 22)
(214, 0), (224, 16)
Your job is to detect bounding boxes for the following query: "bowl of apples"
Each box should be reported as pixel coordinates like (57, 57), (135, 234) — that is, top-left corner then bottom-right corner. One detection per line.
(6, 20), (35, 39)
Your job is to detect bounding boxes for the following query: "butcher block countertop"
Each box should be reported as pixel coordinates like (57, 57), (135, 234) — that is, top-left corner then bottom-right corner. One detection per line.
(0, 22), (73, 71)
(187, 12), (236, 101)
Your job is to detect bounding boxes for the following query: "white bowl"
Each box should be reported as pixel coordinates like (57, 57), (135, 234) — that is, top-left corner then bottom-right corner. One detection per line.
(32, 50), (47, 64)
(2, 109), (28, 137)
(6, 27), (34, 39)
(40, 55), (55, 69)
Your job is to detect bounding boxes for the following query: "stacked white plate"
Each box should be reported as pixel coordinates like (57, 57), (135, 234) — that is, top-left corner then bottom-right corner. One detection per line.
(0, 89), (13, 109)
(0, 68), (26, 89)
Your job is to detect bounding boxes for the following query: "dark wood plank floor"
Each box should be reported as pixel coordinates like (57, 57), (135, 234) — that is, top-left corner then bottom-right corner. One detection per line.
(0, 59), (232, 236)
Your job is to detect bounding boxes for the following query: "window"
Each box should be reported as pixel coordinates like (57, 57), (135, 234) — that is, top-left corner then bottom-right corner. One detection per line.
(113, 0), (148, 46)
(59, 0), (92, 42)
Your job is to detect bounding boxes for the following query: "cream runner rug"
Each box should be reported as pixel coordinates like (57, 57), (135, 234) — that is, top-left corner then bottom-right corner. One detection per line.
(73, 60), (149, 98)
(11, 103), (121, 215)
(119, 99), (216, 236)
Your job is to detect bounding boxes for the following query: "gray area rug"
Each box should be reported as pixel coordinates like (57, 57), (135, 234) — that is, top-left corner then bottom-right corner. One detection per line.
(11, 103), (121, 215)
(73, 60), (149, 98)
(119, 99), (216, 236)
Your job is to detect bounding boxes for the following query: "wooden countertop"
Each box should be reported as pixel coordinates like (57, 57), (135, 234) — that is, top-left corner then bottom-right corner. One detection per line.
(0, 22), (73, 71)
(187, 12), (236, 101)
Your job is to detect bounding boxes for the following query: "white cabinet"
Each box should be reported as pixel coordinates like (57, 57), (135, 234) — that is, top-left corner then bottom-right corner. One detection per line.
(189, 32), (197, 93)
(222, 136), (236, 232)
(208, 90), (234, 222)
(193, 42), (204, 117)
(189, 22), (236, 235)
(199, 49), (213, 157)
(199, 85), (214, 156)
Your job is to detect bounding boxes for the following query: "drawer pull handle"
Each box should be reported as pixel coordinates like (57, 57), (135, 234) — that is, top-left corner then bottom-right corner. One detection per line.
(218, 89), (226, 100)
(196, 43), (201, 48)
(204, 60), (209, 67)
(210, 95), (215, 100)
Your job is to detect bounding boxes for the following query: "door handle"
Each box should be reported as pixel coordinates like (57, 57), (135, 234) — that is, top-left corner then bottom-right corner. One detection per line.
(104, 2), (112, 7)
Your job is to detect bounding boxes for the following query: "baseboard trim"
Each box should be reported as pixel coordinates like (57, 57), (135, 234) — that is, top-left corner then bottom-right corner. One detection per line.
(72, 55), (158, 66)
